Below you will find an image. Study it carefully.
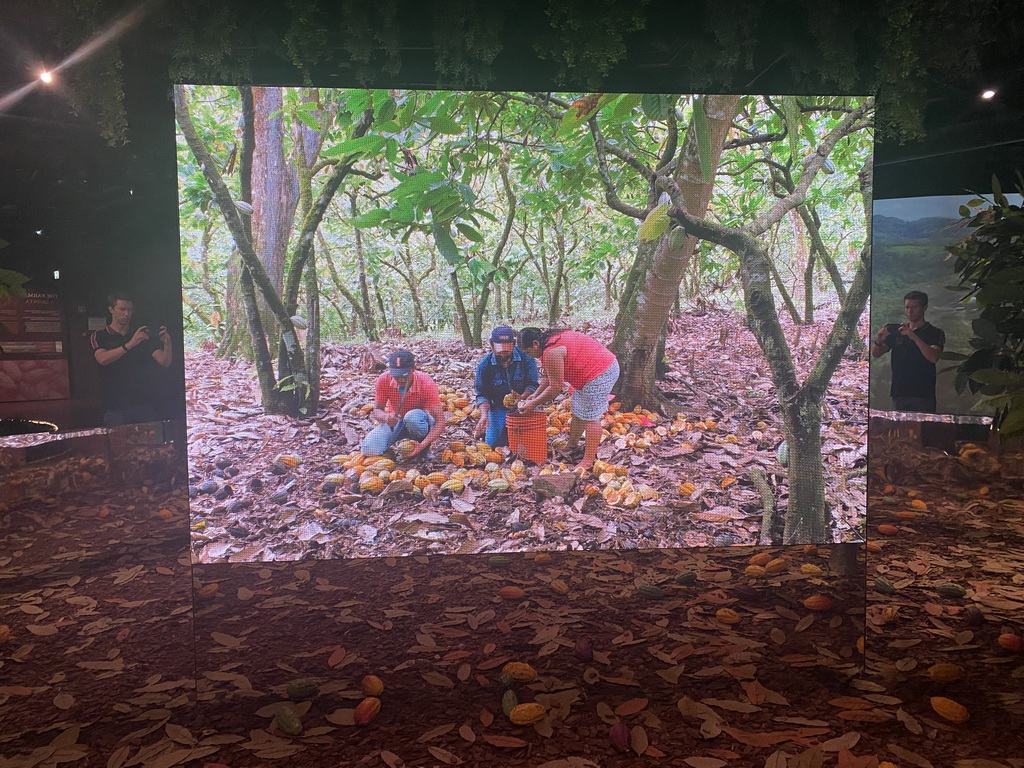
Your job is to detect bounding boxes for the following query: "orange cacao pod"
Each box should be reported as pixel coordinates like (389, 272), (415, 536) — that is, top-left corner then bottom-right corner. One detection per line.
(748, 552), (772, 567)
(997, 633), (1022, 652)
(361, 675), (384, 696)
(508, 702), (546, 725)
(877, 524), (899, 535)
(550, 579), (569, 594)
(744, 565), (766, 578)
(354, 696), (381, 725)
(498, 586), (526, 601)
(501, 662), (537, 682)
(716, 608), (741, 625)
(930, 696), (969, 723)
(802, 595), (833, 611)
(764, 558), (788, 575)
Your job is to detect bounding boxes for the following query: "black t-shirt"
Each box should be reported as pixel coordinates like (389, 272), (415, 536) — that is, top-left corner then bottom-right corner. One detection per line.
(90, 326), (162, 411)
(886, 323), (945, 399)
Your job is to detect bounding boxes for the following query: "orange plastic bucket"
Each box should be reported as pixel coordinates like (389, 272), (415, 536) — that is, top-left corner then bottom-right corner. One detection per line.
(506, 411), (548, 463)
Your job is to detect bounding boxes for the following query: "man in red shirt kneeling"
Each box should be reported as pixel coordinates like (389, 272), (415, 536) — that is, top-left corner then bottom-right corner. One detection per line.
(361, 350), (446, 459)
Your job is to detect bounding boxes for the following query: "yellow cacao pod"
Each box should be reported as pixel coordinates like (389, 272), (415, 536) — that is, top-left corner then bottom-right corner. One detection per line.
(368, 458), (395, 473)
(449, 441), (466, 452)
(413, 475), (431, 489)
(508, 702), (546, 725)
(359, 476), (385, 494)
(800, 563), (824, 576)
(485, 450), (504, 464)
(744, 565), (766, 578)
(930, 696), (969, 723)
(748, 552), (773, 567)
(393, 439), (417, 459)
(716, 608), (742, 625)
(276, 454), (301, 468)
(488, 478), (511, 492)
(550, 579), (569, 594)
(440, 478), (465, 493)
(503, 393), (519, 408)
(501, 662), (538, 682)
(361, 675), (384, 696)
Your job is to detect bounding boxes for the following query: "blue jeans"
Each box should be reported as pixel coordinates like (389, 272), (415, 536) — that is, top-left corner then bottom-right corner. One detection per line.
(485, 407), (509, 448)
(892, 396), (936, 414)
(360, 409), (435, 456)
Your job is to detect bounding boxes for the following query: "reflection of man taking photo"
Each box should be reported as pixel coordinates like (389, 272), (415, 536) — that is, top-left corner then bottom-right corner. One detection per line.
(91, 291), (173, 425)
(872, 290), (945, 413)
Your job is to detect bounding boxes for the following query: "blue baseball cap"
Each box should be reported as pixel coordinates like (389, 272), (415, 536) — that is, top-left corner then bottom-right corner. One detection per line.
(489, 326), (516, 351)
(388, 350), (415, 377)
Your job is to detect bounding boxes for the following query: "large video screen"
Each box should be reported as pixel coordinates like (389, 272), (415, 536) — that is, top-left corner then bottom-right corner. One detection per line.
(175, 88), (874, 562)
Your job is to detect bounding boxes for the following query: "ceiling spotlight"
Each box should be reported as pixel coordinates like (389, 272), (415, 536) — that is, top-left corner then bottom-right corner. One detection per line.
(981, 89), (996, 100)
(40, 71), (53, 84)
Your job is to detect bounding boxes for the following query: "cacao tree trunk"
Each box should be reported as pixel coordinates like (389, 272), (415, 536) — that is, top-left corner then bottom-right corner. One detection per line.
(610, 95), (742, 413)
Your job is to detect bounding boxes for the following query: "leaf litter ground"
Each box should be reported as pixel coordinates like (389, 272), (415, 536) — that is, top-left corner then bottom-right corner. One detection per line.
(3, 328), (1023, 766)
(184, 311), (867, 563)
(2, 432), (1023, 766)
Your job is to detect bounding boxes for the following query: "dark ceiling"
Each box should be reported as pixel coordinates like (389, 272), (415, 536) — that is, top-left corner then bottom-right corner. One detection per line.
(0, 1), (1022, 295)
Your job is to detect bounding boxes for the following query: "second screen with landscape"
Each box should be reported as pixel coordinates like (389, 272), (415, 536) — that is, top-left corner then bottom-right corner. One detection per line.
(175, 88), (874, 562)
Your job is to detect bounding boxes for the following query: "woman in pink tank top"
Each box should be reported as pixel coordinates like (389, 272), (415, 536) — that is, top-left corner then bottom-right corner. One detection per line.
(517, 327), (620, 471)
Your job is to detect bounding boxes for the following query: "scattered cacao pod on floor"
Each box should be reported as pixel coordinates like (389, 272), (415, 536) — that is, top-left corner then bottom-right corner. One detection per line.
(489, 554), (510, 568)
(936, 583), (967, 598)
(354, 696), (381, 725)
(393, 439), (417, 460)
(534, 553), (553, 564)
(286, 678), (319, 700)
(800, 564), (824, 576)
(609, 721), (631, 751)
(877, 524), (899, 535)
(359, 476), (385, 494)
(675, 571), (697, 586)
(276, 454), (301, 468)
(502, 662), (538, 682)
(802, 595), (833, 611)
(198, 480), (219, 494)
(360, 674), (384, 696)
(498, 586), (526, 600)
(0, 625), (11, 643)
(963, 606), (984, 626)
(748, 552), (772, 567)
(637, 584), (665, 600)
(501, 688), (519, 716)
(927, 663), (963, 683)
(550, 579), (569, 594)
(873, 577), (896, 595)
(764, 558), (788, 575)
(275, 704), (303, 735)
(440, 478), (465, 493)
(426, 472), (447, 485)
(508, 702), (546, 725)
(716, 608), (741, 625)
(574, 637), (593, 661)
(930, 696), (969, 723)
(678, 482), (697, 495)
(744, 565), (766, 578)
(997, 633), (1022, 652)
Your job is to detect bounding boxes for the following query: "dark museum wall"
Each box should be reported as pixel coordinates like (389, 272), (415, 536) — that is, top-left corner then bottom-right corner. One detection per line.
(0, 0), (1022, 428)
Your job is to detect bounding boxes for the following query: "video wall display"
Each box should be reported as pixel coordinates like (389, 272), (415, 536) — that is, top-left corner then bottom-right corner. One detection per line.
(871, 192), (1024, 416)
(174, 88), (874, 562)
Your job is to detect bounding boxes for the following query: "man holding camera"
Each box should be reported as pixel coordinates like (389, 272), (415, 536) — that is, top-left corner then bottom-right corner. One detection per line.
(91, 291), (173, 425)
(872, 290), (945, 413)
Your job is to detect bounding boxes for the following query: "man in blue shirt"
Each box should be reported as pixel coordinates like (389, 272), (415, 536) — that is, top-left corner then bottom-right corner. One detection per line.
(473, 326), (539, 447)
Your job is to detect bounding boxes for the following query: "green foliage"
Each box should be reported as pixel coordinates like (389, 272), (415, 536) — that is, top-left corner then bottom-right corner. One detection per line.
(0, 267), (30, 300)
(944, 176), (1024, 436)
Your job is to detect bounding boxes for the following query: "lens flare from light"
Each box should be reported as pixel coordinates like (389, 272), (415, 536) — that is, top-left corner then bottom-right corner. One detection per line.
(40, 71), (53, 84)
